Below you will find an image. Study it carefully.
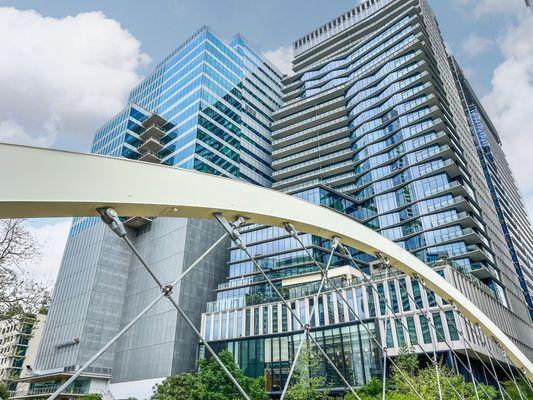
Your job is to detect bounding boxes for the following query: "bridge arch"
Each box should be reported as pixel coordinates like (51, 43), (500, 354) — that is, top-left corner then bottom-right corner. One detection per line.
(0, 142), (531, 378)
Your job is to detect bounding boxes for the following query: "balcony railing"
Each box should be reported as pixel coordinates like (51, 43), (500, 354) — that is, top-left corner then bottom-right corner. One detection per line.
(139, 150), (161, 163)
(10, 386), (86, 398)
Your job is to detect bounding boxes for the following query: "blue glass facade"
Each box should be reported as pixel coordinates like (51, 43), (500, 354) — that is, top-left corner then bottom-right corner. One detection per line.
(201, 0), (533, 392)
(68, 27), (283, 238)
(35, 27), (283, 391)
(274, 6), (495, 282)
(452, 58), (533, 320)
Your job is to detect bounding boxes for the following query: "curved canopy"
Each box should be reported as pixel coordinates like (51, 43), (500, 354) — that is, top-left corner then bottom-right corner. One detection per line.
(0, 143), (531, 377)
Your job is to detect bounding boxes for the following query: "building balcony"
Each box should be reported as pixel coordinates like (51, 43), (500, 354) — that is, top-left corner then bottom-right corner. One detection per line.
(272, 106), (347, 140)
(9, 386), (86, 399)
(123, 216), (152, 229)
(142, 114), (168, 129)
(140, 124), (166, 142)
(461, 244), (495, 264)
(273, 127), (350, 158)
(468, 262), (500, 281)
(273, 116), (349, 148)
(138, 137), (163, 153)
(272, 96), (345, 130)
(273, 148), (354, 179)
(273, 137), (352, 169)
(138, 150), (161, 163)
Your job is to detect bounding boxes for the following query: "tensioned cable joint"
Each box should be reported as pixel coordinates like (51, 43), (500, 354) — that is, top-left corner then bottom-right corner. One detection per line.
(213, 213), (246, 248)
(161, 284), (173, 297)
(97, 207), (127, 237)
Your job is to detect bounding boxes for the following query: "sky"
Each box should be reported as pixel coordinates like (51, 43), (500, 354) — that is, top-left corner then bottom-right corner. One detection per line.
(0, 0), (532, 284)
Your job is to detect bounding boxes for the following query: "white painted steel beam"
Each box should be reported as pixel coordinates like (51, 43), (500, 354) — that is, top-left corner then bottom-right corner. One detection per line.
(0, 143), (531, 378)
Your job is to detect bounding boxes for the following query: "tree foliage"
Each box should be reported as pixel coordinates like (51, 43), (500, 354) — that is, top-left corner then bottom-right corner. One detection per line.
(0, 382), (9, 400)
(151, 350), (268, 400)
(80, 394), (102, 400)
(0, 219), (48, 324)
(285, 340), (332, 400)
(346, 345), (498, 400)
(501, 376), (533, 400)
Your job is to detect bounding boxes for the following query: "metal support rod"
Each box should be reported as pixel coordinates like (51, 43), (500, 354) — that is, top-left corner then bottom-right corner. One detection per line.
(166, 294), (252, 400)
(457, 312), (515, 400)
(463, 318), (483, 400)
(122, 238), (251, 399)
(386, 266), (488, 400)
(469, 321), (529, 400)
(95, 209), (251, 399)
(280, 330), (307, 399)
(49, 212), (230, 400)
(427, 311), (443, 400)
(377, 255), (509, 400)
(501, 348), (526, 400)
(518, 367), (533, 392)
(214, 214), (360, 398)
(426, 296), (511, 399)
(340, 247), (466, 400)
(280, 239), (342, 400)
(380, 261), (390, 400)
(487, 345), (508, 400)
(48, 293), (166, 400)
(282, 224), (425, 400)
(124, 233), (229, 294)
(462, 320), (480, 400)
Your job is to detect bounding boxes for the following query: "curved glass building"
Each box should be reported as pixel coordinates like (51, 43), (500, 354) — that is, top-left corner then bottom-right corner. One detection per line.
(200, 0), (533, 395)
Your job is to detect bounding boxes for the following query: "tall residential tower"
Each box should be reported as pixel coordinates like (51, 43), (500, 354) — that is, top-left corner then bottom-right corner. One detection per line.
(452, 57), (533, 320)
(200, 0), (533, 394)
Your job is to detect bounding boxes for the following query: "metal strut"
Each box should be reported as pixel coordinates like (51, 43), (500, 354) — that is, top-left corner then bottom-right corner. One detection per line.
(468, 317), (530, 400)
(214, 214), (361, 399)
(337, 242), (467, 400)
(48, 208), (250, 400)
(383, 265), (495, 400)
(283, 223), (425, 400)
(279, 237), (342, 400)
(375, 253), (390, 400)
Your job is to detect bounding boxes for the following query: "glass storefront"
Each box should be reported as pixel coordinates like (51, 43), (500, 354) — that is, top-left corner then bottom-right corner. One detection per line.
(200, 321), (380, 392)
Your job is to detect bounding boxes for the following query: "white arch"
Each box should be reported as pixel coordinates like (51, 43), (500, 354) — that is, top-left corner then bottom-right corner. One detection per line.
(0, 142), (531, 378)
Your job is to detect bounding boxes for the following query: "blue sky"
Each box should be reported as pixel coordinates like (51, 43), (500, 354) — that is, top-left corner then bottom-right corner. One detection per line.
(0, 0), (517, 101)
(0, 0), (532, 282)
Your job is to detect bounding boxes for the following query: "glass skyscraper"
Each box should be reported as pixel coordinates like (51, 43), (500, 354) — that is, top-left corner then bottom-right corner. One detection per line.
(27, 26), (283, 399)
(200, 0), (533, 394)
(451, 57), (533, 321)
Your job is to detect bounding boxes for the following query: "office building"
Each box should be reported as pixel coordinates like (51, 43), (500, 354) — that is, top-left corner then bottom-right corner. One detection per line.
(200, 0), (533, 394)
(20, 27), (283, 399)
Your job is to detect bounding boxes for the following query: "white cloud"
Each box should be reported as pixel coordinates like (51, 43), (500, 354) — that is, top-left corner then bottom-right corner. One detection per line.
(473, 0), (523, 18)
(0, 118), (56, 147)
(0, 7), (150, 151)
(481, 14), (533, 215)
(451, 0), (523, 18)
(262, 46), (293, 75)
(461, 34), (493, 57)
(27, 219), (72, 284)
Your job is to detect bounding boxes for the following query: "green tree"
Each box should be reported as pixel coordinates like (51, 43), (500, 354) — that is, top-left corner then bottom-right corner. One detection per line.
(285, 340), (332, 400)
(151, 349), (268, 400)
(346, 346), (498, 400)
(501, 376), (533, 400)
(80, 394), (101, 400)
(0, 382), (9, 400)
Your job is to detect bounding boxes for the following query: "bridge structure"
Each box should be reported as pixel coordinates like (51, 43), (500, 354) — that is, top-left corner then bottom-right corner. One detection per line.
(1, 143), (532, 400)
